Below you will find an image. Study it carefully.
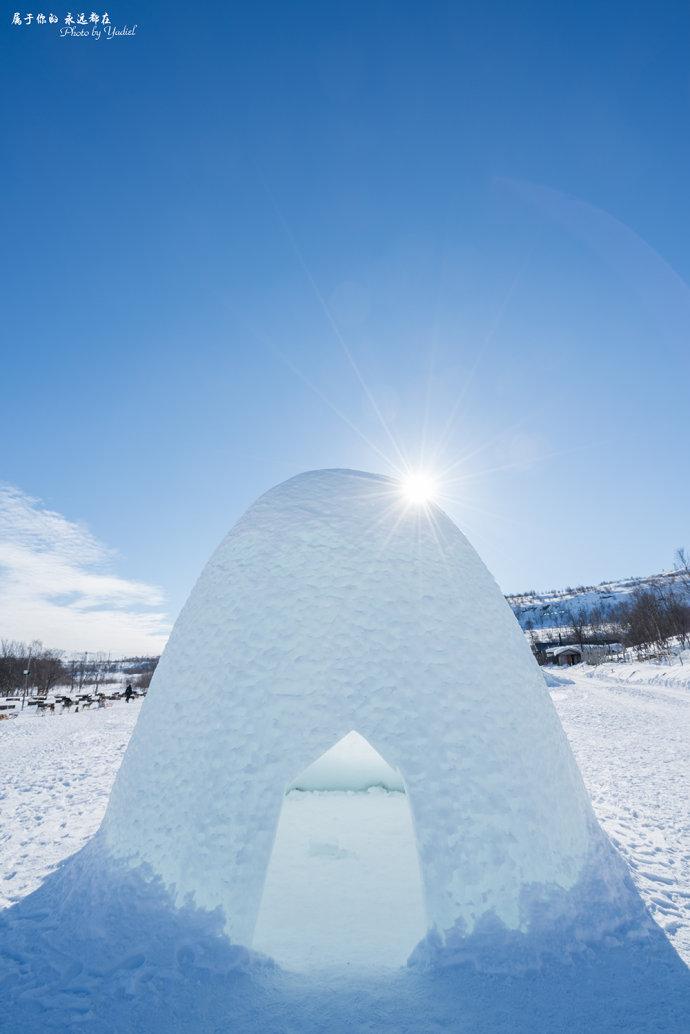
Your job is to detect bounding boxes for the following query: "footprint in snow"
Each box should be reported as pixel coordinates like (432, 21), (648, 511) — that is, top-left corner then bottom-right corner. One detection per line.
(308, 841), (355, 860)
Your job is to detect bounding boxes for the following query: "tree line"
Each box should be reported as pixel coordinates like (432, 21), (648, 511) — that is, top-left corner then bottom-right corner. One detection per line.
(528, 548), (690, 662)
(0, 641), (159, 697)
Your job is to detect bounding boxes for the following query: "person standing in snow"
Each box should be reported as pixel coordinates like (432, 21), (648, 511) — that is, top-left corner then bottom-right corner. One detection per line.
(124, 683), (134, 703)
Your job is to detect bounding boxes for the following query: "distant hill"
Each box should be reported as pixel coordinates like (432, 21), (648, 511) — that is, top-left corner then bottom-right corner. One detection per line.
(507, 571), (690, 634)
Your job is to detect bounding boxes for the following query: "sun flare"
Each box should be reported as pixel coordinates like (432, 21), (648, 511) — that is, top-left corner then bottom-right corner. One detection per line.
(400, 471), (437, 505)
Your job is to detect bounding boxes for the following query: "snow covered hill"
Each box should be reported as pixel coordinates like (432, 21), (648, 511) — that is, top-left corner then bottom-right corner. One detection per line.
(508, 570), (690, 632)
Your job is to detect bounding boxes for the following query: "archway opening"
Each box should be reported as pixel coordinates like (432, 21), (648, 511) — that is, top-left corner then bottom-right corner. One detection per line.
(252, 732), (427, 972)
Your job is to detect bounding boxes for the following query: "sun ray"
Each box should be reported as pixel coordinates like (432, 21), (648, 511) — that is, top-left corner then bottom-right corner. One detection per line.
(225, 307), (405, 477)
(257, 169), (410, 475)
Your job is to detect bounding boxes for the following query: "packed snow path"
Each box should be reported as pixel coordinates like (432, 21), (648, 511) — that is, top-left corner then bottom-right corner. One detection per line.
(552, 668), (690, 962)
(1, 671), (689, 968)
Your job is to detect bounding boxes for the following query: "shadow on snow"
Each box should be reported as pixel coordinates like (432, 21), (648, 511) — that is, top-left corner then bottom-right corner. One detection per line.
(1, 835), (689, 1034)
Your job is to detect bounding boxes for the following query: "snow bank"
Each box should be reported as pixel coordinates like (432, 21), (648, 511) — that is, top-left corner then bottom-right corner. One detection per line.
(410, 818), (652, 973)
(543, 669), (575, 688)
(583, 655), (690, 693)
(0, 836), (272, 1030)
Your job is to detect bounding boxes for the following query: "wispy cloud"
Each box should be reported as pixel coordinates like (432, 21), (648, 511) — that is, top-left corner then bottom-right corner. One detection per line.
(0, 485), (170, 655)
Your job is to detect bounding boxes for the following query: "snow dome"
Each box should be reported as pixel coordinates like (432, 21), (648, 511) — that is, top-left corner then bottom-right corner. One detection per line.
(102, 469), (604, 956)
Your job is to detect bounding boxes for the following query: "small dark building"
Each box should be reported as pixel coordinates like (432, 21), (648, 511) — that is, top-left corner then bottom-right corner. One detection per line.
(545, 645), (583, 666)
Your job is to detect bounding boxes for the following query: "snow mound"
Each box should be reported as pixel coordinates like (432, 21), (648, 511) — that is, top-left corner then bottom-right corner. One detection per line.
(544, 669), (575, 688)
(99, 468), (628, 963)
(584, 657), (690, 693)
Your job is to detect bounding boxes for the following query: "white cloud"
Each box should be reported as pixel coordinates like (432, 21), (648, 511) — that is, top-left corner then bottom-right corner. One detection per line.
(0, 485), (170, 655)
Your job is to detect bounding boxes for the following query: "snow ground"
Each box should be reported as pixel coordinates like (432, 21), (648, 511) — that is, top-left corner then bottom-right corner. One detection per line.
(0, 701), (141, 909)
(1, 669), (689, 970)
(1, 672), (690, 1031)
(253, 789), (426, 970)
(551, 665), (690, 963)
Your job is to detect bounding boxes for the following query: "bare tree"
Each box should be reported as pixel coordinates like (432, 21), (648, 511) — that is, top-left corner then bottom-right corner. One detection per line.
(567, 606), (589, 647)
(68, 653), (90, 696)
(0, 640), (66, 698)
(0, 640), (23, 696)
(89, 653), (113, 695)
(674, 547), (690, 592)
(31, 644), (65, 696)
(615, 587), (690, 659)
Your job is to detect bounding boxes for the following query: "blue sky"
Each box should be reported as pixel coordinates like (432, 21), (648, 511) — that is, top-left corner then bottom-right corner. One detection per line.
(2, 1), (690, 651)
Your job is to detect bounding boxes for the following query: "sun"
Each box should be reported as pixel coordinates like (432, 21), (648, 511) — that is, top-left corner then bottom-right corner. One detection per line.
(400, 471), (437, 505)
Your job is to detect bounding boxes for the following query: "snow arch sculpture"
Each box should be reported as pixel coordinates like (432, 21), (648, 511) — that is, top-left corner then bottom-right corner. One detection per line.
(102, 469), (599, 953)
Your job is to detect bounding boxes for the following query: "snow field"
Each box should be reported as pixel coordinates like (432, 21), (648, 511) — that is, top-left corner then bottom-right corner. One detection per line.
(0, 701), (141, 908)
(1, 667), (690, 1032)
